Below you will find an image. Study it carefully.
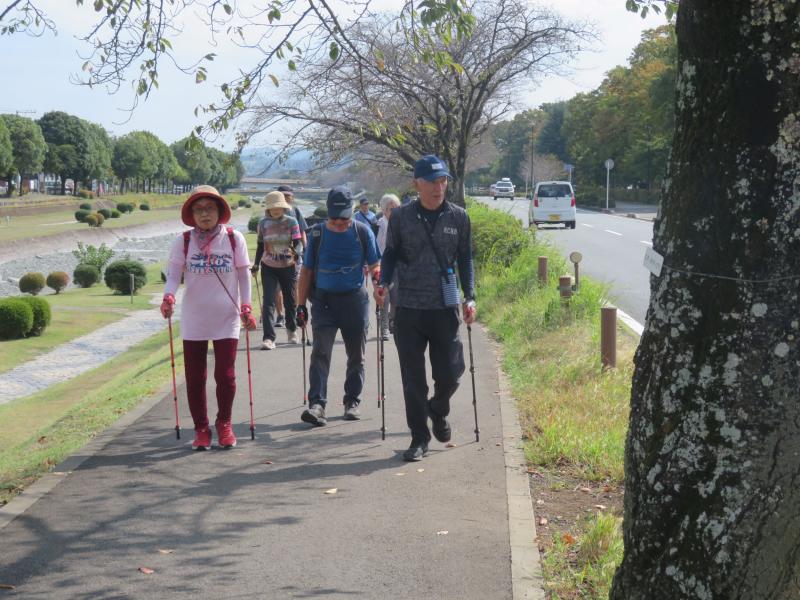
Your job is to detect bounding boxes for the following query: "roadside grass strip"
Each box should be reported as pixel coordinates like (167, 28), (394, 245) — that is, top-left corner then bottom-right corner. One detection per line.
(0, 326), (182, 506)
(468, 201), (632, 599)
(0, 263), (166, 375)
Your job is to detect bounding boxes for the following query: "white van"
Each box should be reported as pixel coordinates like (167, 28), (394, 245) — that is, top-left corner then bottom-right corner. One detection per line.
(529, 181), (576, 229)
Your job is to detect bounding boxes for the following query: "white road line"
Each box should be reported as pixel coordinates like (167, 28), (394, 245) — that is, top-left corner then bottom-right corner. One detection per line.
(640, 241), (653, 246)
(604, 229), (623, 236)
(581, 224), (594, 228)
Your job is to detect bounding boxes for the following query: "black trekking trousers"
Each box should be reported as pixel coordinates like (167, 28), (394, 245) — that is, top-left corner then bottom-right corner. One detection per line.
(394, 307), (465, 444)
(260, 264), (297, 341)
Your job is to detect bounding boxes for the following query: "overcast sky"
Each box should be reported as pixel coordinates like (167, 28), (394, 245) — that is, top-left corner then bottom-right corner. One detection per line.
(0, 1), (666, 150)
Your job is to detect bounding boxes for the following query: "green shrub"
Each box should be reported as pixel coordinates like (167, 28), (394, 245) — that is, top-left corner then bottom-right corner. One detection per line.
(104, 259), (148, 294)
(248, 215), (260, 233)
(139, 203), (150, 211)
(19, 296), (51, 336)
(110, 209), (121, 218)
(313, 206), (328, 218)
(238, 199), (248, 207)
(46, 271), (70, 294)
(75, 209), (90, 222)
(72, 242), (114, 273)
(467, 202), (530, 267)
(0, 298), (34, 339)
(19, 272), (46, 295)
(79, 202), (92, 211)
(73, 263), (101, 288)
(116, 202), (134, 213)
(97, 208), (112, 219)
(85, 214), (98, 227)
(78, 189), (96, 199)
(244, 202), (252, 208)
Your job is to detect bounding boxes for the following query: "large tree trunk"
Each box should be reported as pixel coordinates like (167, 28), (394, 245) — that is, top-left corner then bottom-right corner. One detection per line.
(610, 2), (800, 598)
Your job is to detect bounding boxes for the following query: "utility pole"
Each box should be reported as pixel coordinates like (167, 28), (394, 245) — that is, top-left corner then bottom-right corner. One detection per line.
(528, 124), (535, 197)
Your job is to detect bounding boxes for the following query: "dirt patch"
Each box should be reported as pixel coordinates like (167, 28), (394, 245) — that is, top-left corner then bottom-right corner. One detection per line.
(529, 468), (623, 550)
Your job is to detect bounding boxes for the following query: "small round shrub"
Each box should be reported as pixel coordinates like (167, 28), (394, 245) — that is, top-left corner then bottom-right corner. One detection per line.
(313, 206), (328, 218)
(110, 209), (121, 218)
(19, 296), (51, 336)
(115, 202), (133, 213)
(248, 215), (260, 233)
(0, 298), (34, 339)
(97, 208), (112, 219)
(139, 203), (150, 211)
(19, 272), (46, 295)
(85, 214), (98, 227)
(75, 209), (90, 222)
(94, 212), (105, 226)
(74, 264), (101, 288)
(78, 189), (96, 199)
(238, 199), (247, 207)
(244, 202), (252, 208)
(104, 259), (148, 294)
(46, 271), (70, 294)
(79, 202), (92, 210)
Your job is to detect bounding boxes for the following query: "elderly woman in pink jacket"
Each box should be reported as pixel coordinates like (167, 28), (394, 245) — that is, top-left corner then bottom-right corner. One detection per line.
(160, 185), (256, 451)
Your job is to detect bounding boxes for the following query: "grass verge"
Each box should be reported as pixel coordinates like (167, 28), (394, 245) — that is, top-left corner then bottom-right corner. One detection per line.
(0, 325), (183, 506)
(468, 201), (631, 599)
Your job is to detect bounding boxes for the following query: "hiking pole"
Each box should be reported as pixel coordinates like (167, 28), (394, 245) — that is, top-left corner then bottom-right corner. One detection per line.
(301, 324), (308, 405)
(467, 324), (479, 442)
(376, 305), (381, 408)
(245, 327), (256, 440)
(167, 316), (181, 439)
(253, 272), (263, 327)
(379, 311), (386, 441)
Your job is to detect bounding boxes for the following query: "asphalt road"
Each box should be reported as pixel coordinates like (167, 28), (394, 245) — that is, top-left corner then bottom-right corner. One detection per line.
(474, 196), (653, 324)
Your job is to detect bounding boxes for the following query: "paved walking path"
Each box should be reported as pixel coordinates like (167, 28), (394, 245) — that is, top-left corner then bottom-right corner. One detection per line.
(0, 308), (544, 599)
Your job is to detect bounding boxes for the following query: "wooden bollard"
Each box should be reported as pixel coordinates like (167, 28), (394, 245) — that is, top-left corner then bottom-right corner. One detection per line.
(538, 256), (548, 285)
(558, 275), (573, 300)
(601, 306), (617, 369)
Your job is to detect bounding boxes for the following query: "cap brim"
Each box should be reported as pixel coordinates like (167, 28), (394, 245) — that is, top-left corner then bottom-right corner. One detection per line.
(328, 207), (354, 219)
(418, 170), (452, 182)
(182, 193), (231, 226)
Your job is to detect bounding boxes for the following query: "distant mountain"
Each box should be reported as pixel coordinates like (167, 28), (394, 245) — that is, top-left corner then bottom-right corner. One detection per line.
(240, 147), (316, 177)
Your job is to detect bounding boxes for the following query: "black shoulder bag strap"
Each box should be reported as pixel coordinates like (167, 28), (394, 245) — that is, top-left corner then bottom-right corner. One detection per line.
(416, 203), (450, 277)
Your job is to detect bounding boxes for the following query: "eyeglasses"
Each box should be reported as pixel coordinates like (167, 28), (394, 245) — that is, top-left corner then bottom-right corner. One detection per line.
(192, 204), (218, 214)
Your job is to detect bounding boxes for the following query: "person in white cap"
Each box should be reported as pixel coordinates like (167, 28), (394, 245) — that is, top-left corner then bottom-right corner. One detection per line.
(251, 190), (303, 350)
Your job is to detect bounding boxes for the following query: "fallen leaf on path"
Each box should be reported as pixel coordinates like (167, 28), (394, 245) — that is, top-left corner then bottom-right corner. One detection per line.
(324, 488), (338, 495)
(562, 533), (577, 546)
(417, 468), (425, 473)
(495, 443), (501, 447)
(594, 504), (607, 510)
(445, 442), (457, 448)
(0, 584), (16, 590)
(436, 530), (449, 536)
(157, 549), (173, 555)
(262, 460), (273, 465)
(138, 567), (155, 575)
(538, 517), (548, 526)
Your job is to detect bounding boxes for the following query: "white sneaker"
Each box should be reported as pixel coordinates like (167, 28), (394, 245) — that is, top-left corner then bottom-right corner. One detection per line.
(261, 339), (276, 350)
(287, 330), (300, 344)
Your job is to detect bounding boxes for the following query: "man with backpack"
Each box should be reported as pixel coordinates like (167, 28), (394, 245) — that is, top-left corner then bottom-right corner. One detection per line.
(295, 186), (381, 426)
(374, 155), (476, 461)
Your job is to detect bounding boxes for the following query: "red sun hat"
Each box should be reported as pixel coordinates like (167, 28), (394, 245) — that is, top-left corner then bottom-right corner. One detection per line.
(181, 185), (232, 227)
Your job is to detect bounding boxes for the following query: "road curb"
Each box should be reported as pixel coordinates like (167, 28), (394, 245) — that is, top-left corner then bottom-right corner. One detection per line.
(492, 333), (547, 599)
(0, 379), (176, 531)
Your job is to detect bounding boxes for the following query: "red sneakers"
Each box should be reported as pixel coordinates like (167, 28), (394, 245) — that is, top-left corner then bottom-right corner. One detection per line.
(192, 427), (212, 451)
(215, 419), (237, 449)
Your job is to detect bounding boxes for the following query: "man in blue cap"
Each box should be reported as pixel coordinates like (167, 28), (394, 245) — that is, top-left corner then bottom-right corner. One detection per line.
(296, 185), (381, 425)
(375, 154), (476, 461)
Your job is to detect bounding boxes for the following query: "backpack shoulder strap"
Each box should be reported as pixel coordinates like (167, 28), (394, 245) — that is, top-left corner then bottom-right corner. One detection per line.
(226, 226), (236, 252)
(183, 230), (191, 258)
(309, 223), (324, 283)
(353, 221), (369, 263)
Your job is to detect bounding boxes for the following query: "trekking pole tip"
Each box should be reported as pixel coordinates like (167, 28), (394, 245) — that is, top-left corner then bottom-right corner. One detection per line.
(250, 427), (255, 440)
(175, 426), (181, 440)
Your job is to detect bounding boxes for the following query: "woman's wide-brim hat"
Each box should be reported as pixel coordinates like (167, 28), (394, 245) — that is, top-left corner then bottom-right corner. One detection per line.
(182, 185), (231, 227)
(264, 190), (291, 212)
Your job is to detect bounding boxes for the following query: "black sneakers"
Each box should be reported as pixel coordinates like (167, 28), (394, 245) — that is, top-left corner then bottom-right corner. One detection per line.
(430, 411), (452, 443)
(301, 404), (327, 426)
(343, 402), (361, 421)
(403, 442), (429, 462)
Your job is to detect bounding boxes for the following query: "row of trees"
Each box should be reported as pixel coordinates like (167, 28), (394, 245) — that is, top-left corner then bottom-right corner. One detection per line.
(479, 24), (676, 192)
(0, 111), (243, 196)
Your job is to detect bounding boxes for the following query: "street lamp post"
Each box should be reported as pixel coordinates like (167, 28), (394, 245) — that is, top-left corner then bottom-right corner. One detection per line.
(604, 158), (615, 211)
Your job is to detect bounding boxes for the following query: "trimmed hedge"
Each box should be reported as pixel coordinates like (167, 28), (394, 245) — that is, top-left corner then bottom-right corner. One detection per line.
(78, 189), (96, 199)
(85, 214), (98, 227)
(19, 272), (46, 295)
(248, 215), (260, 233)
(75, 209), (90, 223)
(468, 202), (530, 267)
(104, 259), (148, 294)
(46, 271), (70, 294)
(110, 209), (121, 218)
(79, 202), (92, 211)
(116, 202), (134, 213)
(139, 203), (150, 211)
(0, 298), (34, 339)
(97, 208), (112, 219)
(73, 263), (101, 288)
(19, 296), (51, 336)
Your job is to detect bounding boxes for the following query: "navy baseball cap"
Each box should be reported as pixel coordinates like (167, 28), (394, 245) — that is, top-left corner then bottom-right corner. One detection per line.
(413, 155), (451, 181)
(327, 186), (354, 219)
(277, 184), (294, 195)
(359, 197), (370, 205)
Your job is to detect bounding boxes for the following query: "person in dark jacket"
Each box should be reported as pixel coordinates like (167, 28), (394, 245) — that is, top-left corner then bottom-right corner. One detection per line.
(375, 155), (476, 461)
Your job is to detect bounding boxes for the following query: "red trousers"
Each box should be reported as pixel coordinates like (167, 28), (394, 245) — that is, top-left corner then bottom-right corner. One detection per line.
(182, 338), (238, 430)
